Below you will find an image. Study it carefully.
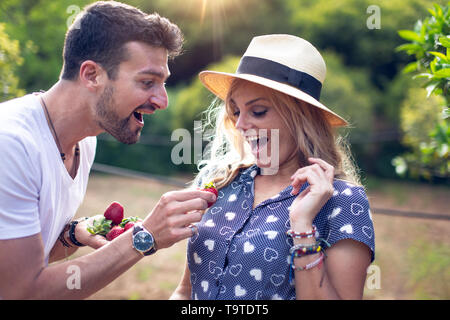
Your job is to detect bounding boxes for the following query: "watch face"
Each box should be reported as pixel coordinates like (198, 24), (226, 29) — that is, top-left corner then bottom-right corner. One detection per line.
(134, 231), (154, 252)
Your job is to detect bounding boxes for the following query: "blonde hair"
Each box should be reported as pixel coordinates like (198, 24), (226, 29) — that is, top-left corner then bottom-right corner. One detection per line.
(192, 79), (361, 189)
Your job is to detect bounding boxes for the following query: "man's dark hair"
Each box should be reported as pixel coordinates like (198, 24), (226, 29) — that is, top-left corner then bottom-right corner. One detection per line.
(61, 1), (183, 80)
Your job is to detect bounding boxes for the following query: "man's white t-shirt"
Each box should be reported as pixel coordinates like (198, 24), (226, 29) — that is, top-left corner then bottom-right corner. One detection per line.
(0, 94), (96, 264)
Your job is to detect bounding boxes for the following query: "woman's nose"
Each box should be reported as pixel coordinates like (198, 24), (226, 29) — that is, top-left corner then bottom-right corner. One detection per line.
(235, 112), (251, 130)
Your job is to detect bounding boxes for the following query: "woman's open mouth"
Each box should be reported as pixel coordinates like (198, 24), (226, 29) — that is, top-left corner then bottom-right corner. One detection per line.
(246, 135), (269, 155)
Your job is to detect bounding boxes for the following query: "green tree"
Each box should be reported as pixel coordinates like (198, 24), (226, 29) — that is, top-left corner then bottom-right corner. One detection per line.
(393, 2), (449, 180)
(0, 22), (24, 101)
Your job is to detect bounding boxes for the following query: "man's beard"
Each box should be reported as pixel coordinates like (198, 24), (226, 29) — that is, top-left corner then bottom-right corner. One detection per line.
(95, 84), (142, 145)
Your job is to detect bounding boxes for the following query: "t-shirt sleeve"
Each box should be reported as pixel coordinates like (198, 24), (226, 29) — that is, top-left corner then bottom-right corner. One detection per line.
(324, 182), (375, 262)
(0, 134), (41, 239)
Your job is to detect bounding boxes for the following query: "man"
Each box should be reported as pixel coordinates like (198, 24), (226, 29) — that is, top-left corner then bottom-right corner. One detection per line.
(0, 1), (214, 299)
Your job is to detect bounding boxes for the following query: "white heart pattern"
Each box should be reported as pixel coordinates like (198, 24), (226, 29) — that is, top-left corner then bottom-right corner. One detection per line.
(270, 274), (285, 286)
(193, 252), (202, 264)
(210, 206), (223, 215)
(340, 224), (353, 234)
(243, 241), (255, 253)
(229, 264), (243, 277)
(329, 207), (341, 219)
(249, 268), (262, 281)
(235, 285), (246, 297)
(266, 215), (278, 223)
(362, 225), (373, 238)
(228, 194), (237, 202)
(264, 248), (279, 262)
(342, 188), (353, 196)
(225, 211), (236, 221)
(201, 280), (209, 292)
(204, 239), (215, 251)
(264, 230), (278, 240)
(204, 219), (215, 227)
(351, 203), (364, 215)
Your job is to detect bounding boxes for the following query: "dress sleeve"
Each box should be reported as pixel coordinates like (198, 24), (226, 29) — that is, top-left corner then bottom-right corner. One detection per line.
(0, 134), (41, 239)
(324, 181), (375, 262)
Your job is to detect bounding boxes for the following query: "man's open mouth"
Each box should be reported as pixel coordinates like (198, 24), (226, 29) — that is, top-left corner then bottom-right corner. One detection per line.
(133, 111), (144, 124)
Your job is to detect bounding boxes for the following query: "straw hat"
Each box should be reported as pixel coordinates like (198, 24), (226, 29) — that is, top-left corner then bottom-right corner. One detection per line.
(199, 34), (348, 127)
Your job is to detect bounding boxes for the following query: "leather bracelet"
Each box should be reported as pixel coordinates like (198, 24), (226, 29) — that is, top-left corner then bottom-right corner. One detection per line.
(58, 224), (73, 248)
(68, 218), (88, 247)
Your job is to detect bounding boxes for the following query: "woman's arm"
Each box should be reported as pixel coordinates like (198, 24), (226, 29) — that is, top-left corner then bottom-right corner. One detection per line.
(289, 157), (371, 299)
(170, 261), (192, 300)
(292, 231), (371, 299)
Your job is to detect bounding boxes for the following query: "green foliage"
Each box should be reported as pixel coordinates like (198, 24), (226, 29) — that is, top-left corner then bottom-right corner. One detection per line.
(170, 56), (240, 132)
(394, 2), (449, 181)
(0, 23), (25, 101)
(0, 0), (91, 91)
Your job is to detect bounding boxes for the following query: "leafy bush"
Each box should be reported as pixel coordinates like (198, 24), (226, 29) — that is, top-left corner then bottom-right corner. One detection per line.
(393, 2), (449, 181)
(0, 23), (25, 101)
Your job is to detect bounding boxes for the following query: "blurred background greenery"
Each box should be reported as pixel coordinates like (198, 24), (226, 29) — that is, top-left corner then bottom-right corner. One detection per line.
(0, 0), (448, 183)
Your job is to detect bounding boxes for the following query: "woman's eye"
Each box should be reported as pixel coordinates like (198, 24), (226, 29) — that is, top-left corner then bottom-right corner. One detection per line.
(253, 110), (267, 117)
(233, 110), (240, 117)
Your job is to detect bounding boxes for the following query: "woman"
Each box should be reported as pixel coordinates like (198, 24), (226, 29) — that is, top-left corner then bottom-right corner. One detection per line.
(171, 34), (375, 300)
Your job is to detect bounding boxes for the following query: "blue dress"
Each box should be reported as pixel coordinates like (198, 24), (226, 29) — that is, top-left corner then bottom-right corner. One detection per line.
(187, 165), (375, 300)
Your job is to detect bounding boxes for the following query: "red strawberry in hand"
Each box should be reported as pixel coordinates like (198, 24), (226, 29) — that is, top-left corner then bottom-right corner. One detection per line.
(106, 226), (125, 241)
(104, 201), (124, 225)
(202, 182), (218, 208)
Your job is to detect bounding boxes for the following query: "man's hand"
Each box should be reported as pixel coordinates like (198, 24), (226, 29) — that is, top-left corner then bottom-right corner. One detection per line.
(142, 189), (216, 249)
(75, 215), (109, 249)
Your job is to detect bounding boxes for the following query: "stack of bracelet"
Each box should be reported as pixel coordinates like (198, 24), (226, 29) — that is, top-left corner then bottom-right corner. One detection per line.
(286, 226), (330, 283)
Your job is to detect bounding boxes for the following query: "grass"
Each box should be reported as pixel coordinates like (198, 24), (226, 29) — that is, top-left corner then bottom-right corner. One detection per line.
(74, 173), (449, 300)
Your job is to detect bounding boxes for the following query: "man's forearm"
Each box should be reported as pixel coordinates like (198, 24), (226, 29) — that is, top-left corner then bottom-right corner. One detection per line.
(30, 229), (142, 299)
(48, 240), (79, 263)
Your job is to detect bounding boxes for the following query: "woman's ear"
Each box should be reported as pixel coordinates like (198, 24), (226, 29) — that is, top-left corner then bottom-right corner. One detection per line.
(78, 60), (107, 91)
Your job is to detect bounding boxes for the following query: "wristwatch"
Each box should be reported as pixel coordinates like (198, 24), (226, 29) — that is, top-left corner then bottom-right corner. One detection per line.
(132, 223), (157, 256)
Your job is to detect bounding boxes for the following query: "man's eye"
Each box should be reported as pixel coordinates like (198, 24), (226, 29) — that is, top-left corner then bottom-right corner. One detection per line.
(142, 80), (154, 88)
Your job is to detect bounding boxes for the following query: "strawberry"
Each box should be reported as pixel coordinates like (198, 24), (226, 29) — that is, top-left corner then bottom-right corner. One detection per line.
(123, 222), (135, 231)
(106, 226), (125, 241)
(202, 182), (218, 208)
(103, 201), (124, 225)
(119, 216), (141, 230)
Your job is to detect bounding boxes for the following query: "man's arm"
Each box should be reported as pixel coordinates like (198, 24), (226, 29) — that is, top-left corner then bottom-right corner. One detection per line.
(0, 231), (142, 299)
(0, 189), (215, 299)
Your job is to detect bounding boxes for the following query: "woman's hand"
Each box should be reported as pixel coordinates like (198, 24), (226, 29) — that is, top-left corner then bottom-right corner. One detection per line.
(289, 158), (335, 230)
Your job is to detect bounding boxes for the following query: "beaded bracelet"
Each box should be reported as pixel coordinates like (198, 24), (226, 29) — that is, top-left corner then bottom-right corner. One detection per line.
(288, 251), (326, 284)
(292, 251), (325, 271)
(290, 243), (322, 257)
(286, 225), (317, 239)
(290, 238), (330, 258)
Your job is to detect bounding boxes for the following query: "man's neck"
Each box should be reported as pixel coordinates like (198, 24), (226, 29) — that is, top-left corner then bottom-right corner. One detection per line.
(40, 80), (102, 153)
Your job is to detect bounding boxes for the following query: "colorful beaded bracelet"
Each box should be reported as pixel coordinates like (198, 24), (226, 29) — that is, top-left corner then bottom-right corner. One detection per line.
(289, 238), (330, 257)
(286, 225), (317, 239)
(291, 244), (323, 257)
